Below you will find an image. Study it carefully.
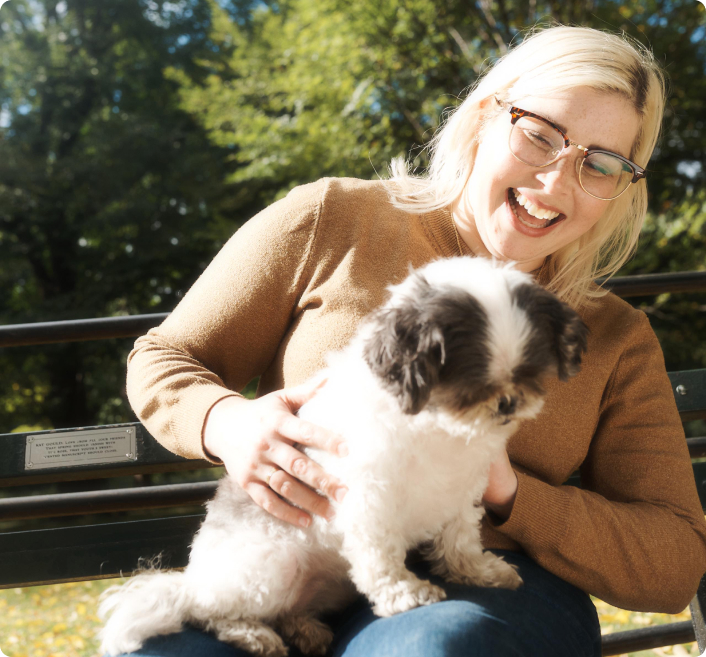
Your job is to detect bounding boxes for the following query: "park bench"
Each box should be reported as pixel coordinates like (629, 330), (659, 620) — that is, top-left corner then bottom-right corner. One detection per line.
(2, 270), (706, 656)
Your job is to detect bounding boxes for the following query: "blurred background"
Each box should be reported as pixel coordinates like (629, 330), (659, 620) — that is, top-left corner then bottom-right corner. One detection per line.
(0, 1), (704, 655)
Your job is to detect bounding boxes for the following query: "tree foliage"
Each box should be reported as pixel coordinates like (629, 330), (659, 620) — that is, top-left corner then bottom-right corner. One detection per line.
(0, 0), (238, 430)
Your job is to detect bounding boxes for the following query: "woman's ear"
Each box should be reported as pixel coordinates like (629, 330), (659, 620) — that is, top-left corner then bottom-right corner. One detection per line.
(473, 95), (506, 142)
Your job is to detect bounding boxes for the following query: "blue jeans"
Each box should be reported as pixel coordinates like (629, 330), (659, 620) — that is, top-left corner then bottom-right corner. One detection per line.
(112, 550), (601, 657)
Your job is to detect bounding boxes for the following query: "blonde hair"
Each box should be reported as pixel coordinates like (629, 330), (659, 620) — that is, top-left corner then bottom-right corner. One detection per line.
(388, 25), (666, 308)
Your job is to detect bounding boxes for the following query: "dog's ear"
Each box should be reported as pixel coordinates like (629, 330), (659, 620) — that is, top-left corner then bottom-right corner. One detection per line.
(515, 285), (589, 381)
(363, 278), (445, 415)
(555, 302), (589, 380)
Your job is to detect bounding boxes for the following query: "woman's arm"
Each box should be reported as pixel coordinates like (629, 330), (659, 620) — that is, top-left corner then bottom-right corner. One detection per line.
(491, 312), (706, 613)
(127, 179), (347, 524)
(127, 181), (326, 459)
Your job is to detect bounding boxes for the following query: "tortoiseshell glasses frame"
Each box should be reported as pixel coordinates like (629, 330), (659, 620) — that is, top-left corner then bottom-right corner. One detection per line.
(496, 99), (646, 201)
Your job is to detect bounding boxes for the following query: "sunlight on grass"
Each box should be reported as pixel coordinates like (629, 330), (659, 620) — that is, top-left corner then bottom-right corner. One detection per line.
(0, 582), (700, 656)
(0, 579), (123, 657)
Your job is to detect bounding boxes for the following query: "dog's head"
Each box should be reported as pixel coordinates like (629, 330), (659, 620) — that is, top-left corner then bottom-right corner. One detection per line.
(362, 257), (588, 422)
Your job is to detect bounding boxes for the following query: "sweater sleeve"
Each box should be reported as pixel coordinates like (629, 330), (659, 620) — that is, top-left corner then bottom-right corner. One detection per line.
(126, 180), (326, 460)
(494, 312), (706, 613)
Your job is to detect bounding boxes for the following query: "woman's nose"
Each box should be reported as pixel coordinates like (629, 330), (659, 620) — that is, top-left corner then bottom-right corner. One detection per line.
(536, 153), (581, 195)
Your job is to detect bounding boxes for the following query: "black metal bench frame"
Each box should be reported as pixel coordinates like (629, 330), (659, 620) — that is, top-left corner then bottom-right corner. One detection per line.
(2, 271), (706, 656)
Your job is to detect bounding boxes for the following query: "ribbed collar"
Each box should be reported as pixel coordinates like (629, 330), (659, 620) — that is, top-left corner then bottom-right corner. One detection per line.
(421, 208), (474, 258)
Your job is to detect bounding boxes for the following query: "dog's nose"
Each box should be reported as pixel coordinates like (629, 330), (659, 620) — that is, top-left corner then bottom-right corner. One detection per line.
(498, 395), (517, 416)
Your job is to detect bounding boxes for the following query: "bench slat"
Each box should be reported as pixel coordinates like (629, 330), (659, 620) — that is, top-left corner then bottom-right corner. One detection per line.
(690, 572), (706, 652)
(0, 515), (203, 589)
(600, 621), (695, 655)
(0, 481), (218, 520)
(669, 370), (706, 421)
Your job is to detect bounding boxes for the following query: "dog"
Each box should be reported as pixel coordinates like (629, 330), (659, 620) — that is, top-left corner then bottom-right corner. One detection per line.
(99, 256), (588, 657)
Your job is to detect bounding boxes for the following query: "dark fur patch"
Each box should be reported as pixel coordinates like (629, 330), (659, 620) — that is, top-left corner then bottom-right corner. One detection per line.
(512, 284), (589, 384)
(363, 274), (491, 415)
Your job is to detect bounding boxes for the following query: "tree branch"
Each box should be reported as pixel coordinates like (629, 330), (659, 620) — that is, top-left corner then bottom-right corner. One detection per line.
(473, 0), (508, 54)
(447, 27), (482, 75)
(495, 0), (515, 45)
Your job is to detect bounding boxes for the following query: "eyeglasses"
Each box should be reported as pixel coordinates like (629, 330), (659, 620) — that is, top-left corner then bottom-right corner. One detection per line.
(500, 102), (646, 201)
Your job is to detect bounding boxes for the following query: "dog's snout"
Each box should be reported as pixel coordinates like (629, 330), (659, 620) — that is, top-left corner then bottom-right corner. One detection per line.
(498, 395), (517, 416)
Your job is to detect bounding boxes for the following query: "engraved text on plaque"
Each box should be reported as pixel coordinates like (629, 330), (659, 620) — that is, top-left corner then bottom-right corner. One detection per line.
(25, 427), (137, 470)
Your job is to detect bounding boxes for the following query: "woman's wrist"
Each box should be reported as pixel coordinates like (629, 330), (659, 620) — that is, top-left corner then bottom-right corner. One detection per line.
(203, 395), (247, 461)
(483, 469), (518, 521)
(484, 491), (517, 521)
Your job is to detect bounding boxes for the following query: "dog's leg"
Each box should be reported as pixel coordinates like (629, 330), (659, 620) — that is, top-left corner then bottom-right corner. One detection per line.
(341, 533), (446, 617)
(205, 617), (288, 657)
(428, 502), (523, 590)
(276, 614), (334, 656)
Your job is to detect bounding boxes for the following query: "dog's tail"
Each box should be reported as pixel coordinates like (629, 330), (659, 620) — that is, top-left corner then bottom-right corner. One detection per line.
(99, 566), (193, 656)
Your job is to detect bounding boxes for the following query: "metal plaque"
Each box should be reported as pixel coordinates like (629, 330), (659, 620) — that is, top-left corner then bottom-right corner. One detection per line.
(25, 427), (137, 470)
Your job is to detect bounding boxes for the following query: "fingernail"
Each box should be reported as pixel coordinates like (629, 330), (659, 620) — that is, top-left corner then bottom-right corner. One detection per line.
(299, 516), (311, 528)
(335, 487), (347, 502)
(325, 507), (336, 521)
(338, 443), (349, 457)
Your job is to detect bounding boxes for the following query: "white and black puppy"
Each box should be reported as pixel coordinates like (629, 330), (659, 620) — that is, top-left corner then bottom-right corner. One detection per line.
(100, 257), (588, 657)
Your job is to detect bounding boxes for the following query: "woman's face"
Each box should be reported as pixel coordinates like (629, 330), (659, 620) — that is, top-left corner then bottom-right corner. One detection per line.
(453, 87), (641, 272)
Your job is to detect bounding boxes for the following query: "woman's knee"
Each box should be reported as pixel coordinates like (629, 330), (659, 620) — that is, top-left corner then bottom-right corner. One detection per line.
(338, 600), (525, 657)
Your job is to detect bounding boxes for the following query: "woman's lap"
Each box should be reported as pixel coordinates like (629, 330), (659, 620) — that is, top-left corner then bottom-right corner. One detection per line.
(111, 550), (601, 657)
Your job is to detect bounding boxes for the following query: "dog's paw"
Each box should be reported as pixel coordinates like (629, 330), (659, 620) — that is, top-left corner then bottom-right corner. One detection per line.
(278, 616), (333, 656)
(209, 619), (288, 657)
(372, 578), (446, 617)
(490, 562), (523, 590)
(447, 554), (523, 590)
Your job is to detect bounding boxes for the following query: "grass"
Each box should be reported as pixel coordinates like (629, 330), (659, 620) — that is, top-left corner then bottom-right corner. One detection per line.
(0, 581), (699, 657)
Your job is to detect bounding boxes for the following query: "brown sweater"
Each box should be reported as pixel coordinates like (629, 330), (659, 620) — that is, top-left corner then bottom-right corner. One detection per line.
(127, 177), (706, 613)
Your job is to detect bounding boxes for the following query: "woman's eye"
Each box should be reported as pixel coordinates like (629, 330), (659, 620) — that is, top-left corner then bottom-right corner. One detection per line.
(584, 158), (617, 177)
(584, 161), (610, 176)
(523, 129), (553, 148)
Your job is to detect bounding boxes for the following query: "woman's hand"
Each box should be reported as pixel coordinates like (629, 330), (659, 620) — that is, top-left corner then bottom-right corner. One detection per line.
(483, 449), (518, 521)
(203, 378), (349, 528)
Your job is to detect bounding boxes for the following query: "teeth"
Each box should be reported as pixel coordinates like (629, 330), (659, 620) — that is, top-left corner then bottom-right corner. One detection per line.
(512, 189), (560, 221)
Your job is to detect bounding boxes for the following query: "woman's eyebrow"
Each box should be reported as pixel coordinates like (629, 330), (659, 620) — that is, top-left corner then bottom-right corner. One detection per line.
(551, 115), (630, 157)
(586, 143), (631, 159)
(536, 111), (567, 134)
(536, 108), (631, 158)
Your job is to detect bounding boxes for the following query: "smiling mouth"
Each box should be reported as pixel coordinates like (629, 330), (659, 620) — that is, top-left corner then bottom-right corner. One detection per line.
(508, 189), (566, 230)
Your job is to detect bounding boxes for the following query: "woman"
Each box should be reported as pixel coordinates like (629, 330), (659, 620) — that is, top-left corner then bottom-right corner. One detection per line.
(120, 25), (706, 657)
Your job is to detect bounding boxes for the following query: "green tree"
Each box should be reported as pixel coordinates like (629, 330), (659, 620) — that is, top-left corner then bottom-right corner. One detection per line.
(0, 0), (239, 431)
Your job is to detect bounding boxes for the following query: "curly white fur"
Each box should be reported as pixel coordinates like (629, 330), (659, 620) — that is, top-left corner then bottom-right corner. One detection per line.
(100, 257), (586, 656)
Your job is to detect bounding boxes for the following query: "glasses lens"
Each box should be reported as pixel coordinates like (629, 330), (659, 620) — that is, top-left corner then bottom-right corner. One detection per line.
(509, 116), (564, 167)
(580, 153), (634, 200)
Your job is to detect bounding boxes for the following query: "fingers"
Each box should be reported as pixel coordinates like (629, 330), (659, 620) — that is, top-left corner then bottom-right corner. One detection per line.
(268, 469), (335, 522)
(247, 482), (313, 528)
(213, 383), (349, 528)
(275, 413), (348, 456)
(268, 441), (347, 504)
(279, 375), (328, 410)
